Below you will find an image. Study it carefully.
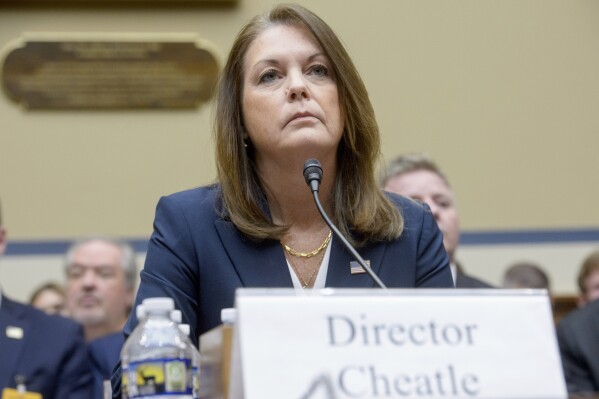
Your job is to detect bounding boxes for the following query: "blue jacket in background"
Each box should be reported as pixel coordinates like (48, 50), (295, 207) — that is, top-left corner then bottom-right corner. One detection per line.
(0, 294), (92, 399)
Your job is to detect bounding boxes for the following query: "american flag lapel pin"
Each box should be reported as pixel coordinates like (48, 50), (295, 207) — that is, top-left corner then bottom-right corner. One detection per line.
(6, 326), (24, 339)
(350, 260), (369, 274)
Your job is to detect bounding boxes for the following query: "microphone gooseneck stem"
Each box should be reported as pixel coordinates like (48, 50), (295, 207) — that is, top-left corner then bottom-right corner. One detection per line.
(310, 190), (388, 289)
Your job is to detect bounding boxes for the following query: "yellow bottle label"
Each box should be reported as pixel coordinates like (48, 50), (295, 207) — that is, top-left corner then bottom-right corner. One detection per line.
(124, 358), (192, 398)
(1, 388), (42, 399)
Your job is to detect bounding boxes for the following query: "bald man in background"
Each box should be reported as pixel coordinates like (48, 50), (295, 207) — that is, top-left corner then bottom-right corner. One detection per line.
(381, 154), (493, 288)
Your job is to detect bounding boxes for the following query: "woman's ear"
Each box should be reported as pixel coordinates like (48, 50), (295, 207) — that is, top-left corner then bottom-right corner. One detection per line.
(241, 127), (250, 148)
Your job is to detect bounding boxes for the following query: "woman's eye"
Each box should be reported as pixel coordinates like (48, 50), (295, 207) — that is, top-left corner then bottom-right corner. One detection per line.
(310, 64), (328, 76)
(259, 69), (278, 83)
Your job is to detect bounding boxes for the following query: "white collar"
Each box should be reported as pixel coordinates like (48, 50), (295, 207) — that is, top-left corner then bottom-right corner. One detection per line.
(450, 263), (457, 287)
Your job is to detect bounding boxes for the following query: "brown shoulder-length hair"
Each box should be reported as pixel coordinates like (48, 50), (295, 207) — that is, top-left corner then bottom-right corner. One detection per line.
(578, 250), (599, 294)
(215, 3), (403, 247)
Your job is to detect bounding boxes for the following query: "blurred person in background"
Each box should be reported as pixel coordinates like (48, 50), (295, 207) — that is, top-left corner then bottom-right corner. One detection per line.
(502, 261), (551, 290)
(502, 261), (553, 311)
(65, 237), (136, 342)
(381, 153), (493, 288)
(556, 251), (599, 393)
(0, 199), (92, 398)
(64, 236), (137, 398)
(29, 281), (68, 316)
(576, 249), (599, 307)
(557, 294), (599, 393)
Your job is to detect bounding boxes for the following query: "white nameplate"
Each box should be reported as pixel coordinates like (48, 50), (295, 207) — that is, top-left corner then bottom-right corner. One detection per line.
(230, 288), (566, 399)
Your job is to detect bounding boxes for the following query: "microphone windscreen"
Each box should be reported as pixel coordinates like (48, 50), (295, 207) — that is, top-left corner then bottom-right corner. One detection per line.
(303, 159), (323, 186)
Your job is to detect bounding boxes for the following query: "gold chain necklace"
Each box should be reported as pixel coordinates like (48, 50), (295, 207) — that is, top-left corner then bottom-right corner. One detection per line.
(281, 230), (332, 258)
(285, 251), (325, 289)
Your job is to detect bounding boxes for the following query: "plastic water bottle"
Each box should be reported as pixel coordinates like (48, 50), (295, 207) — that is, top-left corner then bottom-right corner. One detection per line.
(121, 304), (148, 399)
(121, 298), (194, 399)
(170, 309), (182, 324)
(170, 309), (201, 398)
(179, 323), (201, 399)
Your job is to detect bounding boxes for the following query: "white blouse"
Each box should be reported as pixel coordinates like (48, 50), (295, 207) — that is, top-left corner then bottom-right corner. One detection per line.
(286, 241), (332, 290)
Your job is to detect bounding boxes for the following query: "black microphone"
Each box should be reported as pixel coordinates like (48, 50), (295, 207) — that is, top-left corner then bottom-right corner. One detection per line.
(303, 159), (387, 289)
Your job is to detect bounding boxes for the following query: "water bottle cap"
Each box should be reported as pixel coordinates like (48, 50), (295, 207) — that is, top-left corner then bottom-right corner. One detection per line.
(142, 297), (175, 312)
(170, 309), (182, 323)
(221, 308), (237, 324)
(179, 323), (191, 336)
(136, 304), (146, 319)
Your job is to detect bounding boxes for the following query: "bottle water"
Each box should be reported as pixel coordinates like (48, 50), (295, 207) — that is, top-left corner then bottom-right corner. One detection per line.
(121, 298), (193, 399)
(121, 304), (148, 399)
(179, 323), (201, 399)
(171, 309), (201, 399)
(170, 309), (182, 325)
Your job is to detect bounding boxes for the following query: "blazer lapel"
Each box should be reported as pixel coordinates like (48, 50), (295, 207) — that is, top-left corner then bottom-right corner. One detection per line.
(325, 237), (387, 288)
(0, 296), (29, 388)
(215, 220), (293, 288)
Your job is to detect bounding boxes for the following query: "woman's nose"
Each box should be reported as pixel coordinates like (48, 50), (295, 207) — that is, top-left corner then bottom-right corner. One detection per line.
(286, 72), (310, 100)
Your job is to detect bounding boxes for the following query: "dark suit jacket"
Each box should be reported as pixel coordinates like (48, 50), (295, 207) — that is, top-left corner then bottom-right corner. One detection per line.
(112, 185), (453, 396)
(557, 299), (599, 393)
(455, 272), (494, 288)
(0, 294), (92, 398)
(125, 185), (452, 340)
(88, 332), (124, 399)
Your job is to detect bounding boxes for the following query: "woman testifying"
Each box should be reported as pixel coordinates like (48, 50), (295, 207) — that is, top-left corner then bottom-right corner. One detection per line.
(123, 2), (453, 349)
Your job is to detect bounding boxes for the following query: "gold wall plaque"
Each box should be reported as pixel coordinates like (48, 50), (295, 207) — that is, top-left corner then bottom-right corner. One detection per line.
(1, 34), (219, 109)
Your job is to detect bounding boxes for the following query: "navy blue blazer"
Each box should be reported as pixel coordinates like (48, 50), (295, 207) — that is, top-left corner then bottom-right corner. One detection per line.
(112, 185), (452, 396)
(557, 298), (599, 393)
(0, 295), (92, 398)
(124, 185), (452, 342)
(88, 332), (124, 399)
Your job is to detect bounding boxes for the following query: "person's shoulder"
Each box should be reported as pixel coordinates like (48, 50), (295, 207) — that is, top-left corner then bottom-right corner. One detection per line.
(163, 184), (220, 204)
(32, 307), (81, 334)
(158, 184), (222, 214)
(3, 295), (81, 334)
(559, 298), (599, 329)
(88, 332), (124, 370)
(88, 331), (124, 350)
